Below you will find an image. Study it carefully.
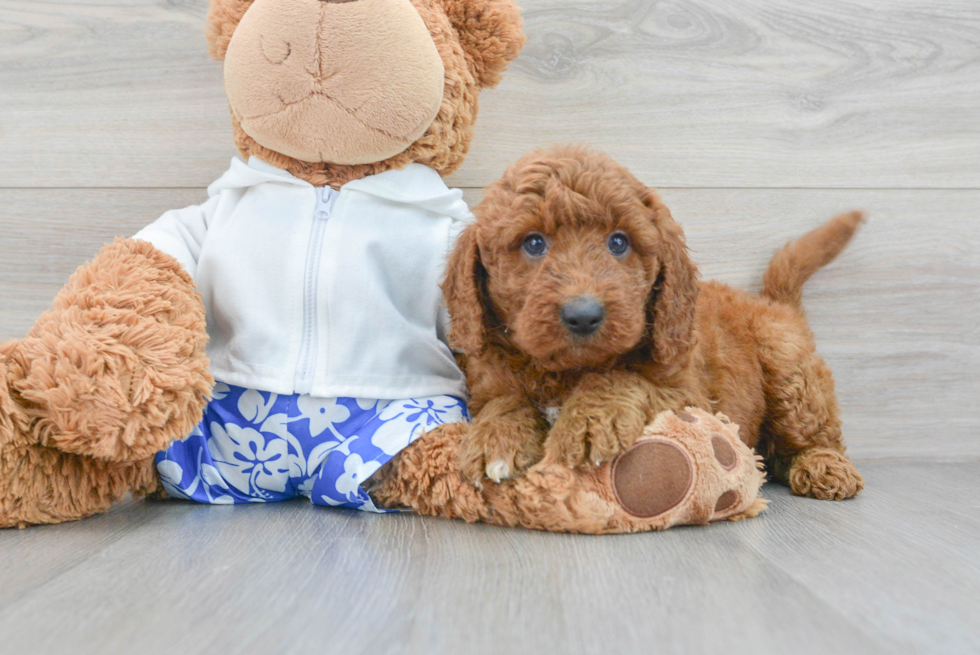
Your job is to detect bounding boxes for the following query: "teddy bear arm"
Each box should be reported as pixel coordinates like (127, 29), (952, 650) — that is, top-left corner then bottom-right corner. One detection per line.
(7, 238), (212, 463)
(369, 408), (767, 534)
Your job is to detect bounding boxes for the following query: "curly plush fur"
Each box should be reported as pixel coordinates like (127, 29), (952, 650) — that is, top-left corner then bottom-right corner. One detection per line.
(370, 407), (767, 534)
(445, 145), (864, 500)
(0, 239), (210, 527)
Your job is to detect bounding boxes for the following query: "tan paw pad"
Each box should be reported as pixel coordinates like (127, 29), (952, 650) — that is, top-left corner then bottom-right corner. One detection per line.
(713, 490), (738, 512)
(611, 440), (693, 518)
(711, 433), (737, 470)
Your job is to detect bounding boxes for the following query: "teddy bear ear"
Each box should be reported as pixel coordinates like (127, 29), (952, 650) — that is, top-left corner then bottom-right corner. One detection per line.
(438, 0), (526, 88)
(205, 0), (254, 61)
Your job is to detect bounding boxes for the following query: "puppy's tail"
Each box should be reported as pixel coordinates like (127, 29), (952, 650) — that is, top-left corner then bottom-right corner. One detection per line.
(761, 211), (864, 311)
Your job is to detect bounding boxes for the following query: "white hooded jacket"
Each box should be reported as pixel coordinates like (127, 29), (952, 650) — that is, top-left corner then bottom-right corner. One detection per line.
(135, 157), (472, 400)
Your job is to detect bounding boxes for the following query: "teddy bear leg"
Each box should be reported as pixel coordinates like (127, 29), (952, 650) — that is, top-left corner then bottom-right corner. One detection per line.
(5, 238), (212, 463)
(0, 447), (159, 529)
(368, 410), (766, 534)
(1, 348), (162, 527)
(368, 422), (495, 523)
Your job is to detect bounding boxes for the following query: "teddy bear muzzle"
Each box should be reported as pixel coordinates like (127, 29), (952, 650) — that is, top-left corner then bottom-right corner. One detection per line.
(223, 0), (445, 164)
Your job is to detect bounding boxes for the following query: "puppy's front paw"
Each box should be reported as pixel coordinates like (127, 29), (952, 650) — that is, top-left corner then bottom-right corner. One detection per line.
(484, 458), (512, 484)
(457, 418), (544, 485)
(544, 399), (647, 468)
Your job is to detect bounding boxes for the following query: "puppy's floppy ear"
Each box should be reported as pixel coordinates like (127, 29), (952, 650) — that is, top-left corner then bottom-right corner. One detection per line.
(438, 0), (526, 88)
(643, 190), (699, 375)
(442, 225), (493, 355)
(206, 0), (254, 61)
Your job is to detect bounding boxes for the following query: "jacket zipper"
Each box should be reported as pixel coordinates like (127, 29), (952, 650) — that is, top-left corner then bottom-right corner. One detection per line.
(294, 185), (337, 394)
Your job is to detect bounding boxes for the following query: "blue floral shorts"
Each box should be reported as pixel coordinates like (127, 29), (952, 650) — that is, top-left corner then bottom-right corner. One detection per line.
(156, 382), (468, 512)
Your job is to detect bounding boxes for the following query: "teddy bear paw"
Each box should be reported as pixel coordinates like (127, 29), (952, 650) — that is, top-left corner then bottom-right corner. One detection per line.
(610, 439), (693, 517)
(608, 408), (766, 526)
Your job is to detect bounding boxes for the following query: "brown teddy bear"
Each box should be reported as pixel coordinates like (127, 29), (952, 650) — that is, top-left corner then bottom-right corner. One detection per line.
(0, 0), (764, 532)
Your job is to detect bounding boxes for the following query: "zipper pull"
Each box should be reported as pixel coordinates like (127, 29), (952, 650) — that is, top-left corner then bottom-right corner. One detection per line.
(315, 186), (337, 219)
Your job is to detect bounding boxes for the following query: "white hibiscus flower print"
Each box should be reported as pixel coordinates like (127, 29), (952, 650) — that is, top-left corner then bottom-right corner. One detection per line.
(355, 397), (382, 411)
(200, 463), (234, 504)
(368, 419), (422, 457)
(333, 453), (382, 500)
(238, 388), (278, 424)
(304, 437), (344, 480)
(296, 396), (351, 437)
(211, 382), (232, 400)
(158, 456), (233, 503)
(157, 460), (188, 499)
(357, 496), (385, 514)
(370, 397), (466, 456)
(296, 476), (316, 497)
(207, 421), (288, 496)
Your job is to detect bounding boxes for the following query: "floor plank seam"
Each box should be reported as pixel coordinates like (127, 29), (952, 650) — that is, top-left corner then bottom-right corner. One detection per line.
(735, 515), (904, 652)
(0, 508), (158, 617)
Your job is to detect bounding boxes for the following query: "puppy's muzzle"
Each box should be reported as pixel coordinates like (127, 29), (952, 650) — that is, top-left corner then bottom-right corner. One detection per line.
(560, 296), (605, 337)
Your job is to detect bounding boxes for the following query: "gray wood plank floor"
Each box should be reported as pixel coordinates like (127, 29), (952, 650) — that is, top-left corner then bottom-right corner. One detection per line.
(0, 461), (977, 655)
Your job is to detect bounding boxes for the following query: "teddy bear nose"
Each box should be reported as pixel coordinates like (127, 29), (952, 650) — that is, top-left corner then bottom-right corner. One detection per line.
(560, 296), (605, 336)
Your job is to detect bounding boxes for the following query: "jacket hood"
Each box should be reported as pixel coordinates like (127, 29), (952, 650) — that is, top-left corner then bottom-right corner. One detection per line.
(209, 157), (473, 222)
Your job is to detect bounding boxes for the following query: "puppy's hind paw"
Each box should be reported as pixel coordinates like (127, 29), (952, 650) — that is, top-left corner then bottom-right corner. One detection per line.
(788, 447), (864, 500)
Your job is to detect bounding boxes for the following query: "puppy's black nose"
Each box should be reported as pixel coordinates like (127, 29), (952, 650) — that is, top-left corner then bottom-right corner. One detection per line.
(560, 296), (605, 336)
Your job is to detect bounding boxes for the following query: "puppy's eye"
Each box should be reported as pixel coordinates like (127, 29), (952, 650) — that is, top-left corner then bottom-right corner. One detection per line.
(607, 231), (630, 256)
(522, 232), (548, 257)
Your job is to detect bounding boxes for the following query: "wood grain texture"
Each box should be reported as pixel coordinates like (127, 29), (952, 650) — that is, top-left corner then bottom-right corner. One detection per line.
(2, 187), (976, 460)
(0, 462), (976, 655)
(1, 0), (979, 188)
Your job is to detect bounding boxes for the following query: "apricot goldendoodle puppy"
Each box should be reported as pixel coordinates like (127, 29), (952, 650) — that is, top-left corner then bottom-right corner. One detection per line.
(445, 145), (864, 501)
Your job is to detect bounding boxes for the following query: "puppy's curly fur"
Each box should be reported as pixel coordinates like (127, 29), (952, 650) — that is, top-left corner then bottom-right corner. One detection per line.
(446, 145), (863, 500)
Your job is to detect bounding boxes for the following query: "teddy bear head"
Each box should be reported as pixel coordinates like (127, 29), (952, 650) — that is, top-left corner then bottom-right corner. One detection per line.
(206, 0), (525, 186)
